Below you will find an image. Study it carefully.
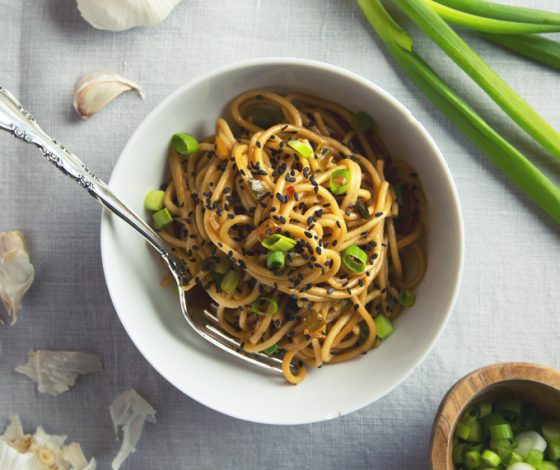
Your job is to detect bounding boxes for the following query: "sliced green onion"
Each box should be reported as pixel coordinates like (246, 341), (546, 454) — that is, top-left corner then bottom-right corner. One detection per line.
(542, 421), (560, 446)
(505, 451), (524, 466)
(547, 443), (560, 461)
(497, 398), (522, 422)
(427, 0), (560, 34)
(214, 257), (230, 275)
(480, 34), (560, 71)
(462, 406), (480, 424)
(490, 438), (517, 460)
(220, 270), (239, 294)
(527, 449), (544, 468)
(542, 461), (560, 470)
(352, 111), (374, 133)
(153, 208), (173, 229)
(263, 343), (280, 355)
(481, 449), (501, 467)
(356, 200), (371, 219)
(479, 402), (493, 418)
(357, 0), (560, 223)
(342, 245), (367, 273)
(464, 449), (480, 469)
(287, 139), (313, 158)
(394, 0), (560, 160)
(262, 234), (297, 252)
(172, 133), (199, 156)
(453, 442), (466, 464)
(266, 250), (285, 271)
(251, 297), (278, 316)
(144, 190), (166, 211)
(398, 289), (416, 307)
(329, 168), (350, 195)
(466, 421), (483, 442)
(456, 421), (473, 440)
(432, 0), (560, 25)
(516, 430), (547, 458)
(375, 314), (395, 340)
(489, 423), (513, 441)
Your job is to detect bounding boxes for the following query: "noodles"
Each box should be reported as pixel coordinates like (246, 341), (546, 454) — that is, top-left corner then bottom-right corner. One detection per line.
(157, 90), (425, 384)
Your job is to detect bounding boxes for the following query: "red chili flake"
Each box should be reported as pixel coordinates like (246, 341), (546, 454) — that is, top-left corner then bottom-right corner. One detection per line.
(286, 185), (295, 196)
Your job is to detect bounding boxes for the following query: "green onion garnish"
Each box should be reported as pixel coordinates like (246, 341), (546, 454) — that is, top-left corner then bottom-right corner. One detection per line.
(287, 139), (313, 158)
(506, 451), (523, 466)
(356, 200), (371, 219)
(144, 190), (166, 212)
(548, 443), (560, 460)
(266, 250), (285, 271)
(496, 398), (522, 421)
(251, 297), (278, 316)
(329, 169), (350, 195)
(263, 343), (280, 355)
(542, 421), (560, 446)
(463, 449), (480, 469)
(261, 234), (297, 252)
(481, 449), (501, 467)
(462, 406), (480, 424)
(398, 289), (416, 307)
(152, 208), (173, 229)
(172, 133), (199, 156)
(489, 423), (513, 441)
(375, 314), (395, 340)
(452, 442), (466, 465)
(220, 270), (239, 294)
(527, 449), (544, 468)
(478, 402), (492, 418)
(342, 245), (367, 273)
(214, 257), (230, 275)
(352, 111), (374, 133)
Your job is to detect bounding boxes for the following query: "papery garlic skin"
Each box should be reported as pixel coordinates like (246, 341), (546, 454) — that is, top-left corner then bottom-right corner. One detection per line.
(0, 416), (96, 470)
(77, 0), (183, 31)
(15, 350), (103, 396)
(0, 231), (35, 325)
(73, 70), (144, 119)
(110, 389), (156, 470)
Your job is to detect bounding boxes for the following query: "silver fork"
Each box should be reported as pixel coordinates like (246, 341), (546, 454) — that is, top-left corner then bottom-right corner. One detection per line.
(0, 86), (289, 376)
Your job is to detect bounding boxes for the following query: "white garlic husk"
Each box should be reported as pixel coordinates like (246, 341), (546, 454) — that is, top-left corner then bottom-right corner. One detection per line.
(76, 0), (183, 31)
(0, 416), (96, 470)
(0, 231), (35, 325)
(73, 70), (144, 119)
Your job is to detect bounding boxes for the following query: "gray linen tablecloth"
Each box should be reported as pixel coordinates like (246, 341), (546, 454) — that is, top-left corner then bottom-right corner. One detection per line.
(0, 1), (559, 469)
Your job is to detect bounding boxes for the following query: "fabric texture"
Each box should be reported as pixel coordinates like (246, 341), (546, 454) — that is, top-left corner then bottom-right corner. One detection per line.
(0, 0), (559, 468)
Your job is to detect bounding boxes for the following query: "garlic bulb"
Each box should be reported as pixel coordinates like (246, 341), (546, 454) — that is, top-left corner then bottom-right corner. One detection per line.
(0, 416), (96, 470)
(0, 231), (35, 325)
(73, 70), (144, 119)
(16, 350), (103, 397)
(77, 0), (183, 31)
(110, 389), (156, 470)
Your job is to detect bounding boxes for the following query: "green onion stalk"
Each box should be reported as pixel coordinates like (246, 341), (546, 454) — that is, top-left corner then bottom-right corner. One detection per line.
(357, 0), (560, 223)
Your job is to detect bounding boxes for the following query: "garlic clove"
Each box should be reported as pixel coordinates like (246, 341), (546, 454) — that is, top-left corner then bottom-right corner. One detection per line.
(0, 231), (34, 325)
(77, 0), (184, 32)
(73, 70), (144, 119)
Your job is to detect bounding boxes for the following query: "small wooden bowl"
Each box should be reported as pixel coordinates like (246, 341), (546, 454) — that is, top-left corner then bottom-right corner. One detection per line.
(430, 362), (560, 470)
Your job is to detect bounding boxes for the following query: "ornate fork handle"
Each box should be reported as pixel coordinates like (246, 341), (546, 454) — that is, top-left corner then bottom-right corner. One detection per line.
(0, 86), (174, 264)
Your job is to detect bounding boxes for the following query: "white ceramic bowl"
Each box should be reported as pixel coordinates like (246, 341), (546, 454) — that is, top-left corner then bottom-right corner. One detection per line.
(101, 58), (464, 425)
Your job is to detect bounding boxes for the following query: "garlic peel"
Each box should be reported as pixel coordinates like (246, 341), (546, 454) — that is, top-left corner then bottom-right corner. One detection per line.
(73, 70), (144, 119)
(0, 231), (34, 325)
(1, 416), (96, 470)
(110, 389), (156, 470)
(77, 0), (183, 32)
(15, 350), (103, 396)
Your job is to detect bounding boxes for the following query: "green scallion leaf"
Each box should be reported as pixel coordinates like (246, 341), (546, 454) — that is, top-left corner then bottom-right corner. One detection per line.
(172, 133), (199, 156)
(342, 245), (367, 273)
(153, 208), (173, 229)
(398, 289), (416, 307)
(463, 449), (481, 469)
(287, 139), (313, 158)
(542, 421), (560, 446)
(352, 111), (374, 133)
(266, 250), (285, 271)
(375, 314), (395, 340)
(489, 423), (513, 441)
(144, 190), (166, 212)
(330, 168), (350, 195)
(220, 270), (240, 294)
(527, 449), (544, 468)
(251, 297), (278, 316)
(262, 234), (297, 252)
(505, 451), (524, 466)
(356, 200), (371, 219)
(213, 257), (230, 275)
(480, 449), (501, 467)
(263, 343), (280, 355)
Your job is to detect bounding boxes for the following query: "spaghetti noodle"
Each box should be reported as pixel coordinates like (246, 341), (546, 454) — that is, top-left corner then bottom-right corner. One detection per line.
(158, 90), (425, 384)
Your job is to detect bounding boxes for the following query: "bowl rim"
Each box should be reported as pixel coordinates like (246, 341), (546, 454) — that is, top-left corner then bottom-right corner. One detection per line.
(100, 56), (465, 424)
(430, 362), (560, 469)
